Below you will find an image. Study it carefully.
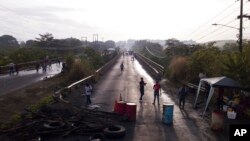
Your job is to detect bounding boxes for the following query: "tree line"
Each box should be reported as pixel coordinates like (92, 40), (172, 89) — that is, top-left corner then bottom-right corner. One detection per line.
(132, 39), (250, 87)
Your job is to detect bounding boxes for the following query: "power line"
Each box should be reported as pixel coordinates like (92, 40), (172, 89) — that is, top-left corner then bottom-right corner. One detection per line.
(195, 19), (237, 42)
(191, 6), (240, 39)
(145, 46), (167, 59)
(205, 23), (239, 41)
(182, 1), (238, 40)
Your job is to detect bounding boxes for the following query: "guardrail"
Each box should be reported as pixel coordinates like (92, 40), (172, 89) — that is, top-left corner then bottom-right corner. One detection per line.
(53, 53), (120, 102)
(182, 81), (206, 92)
(134, 53), (165, 80)
(136, 53), (164, 74)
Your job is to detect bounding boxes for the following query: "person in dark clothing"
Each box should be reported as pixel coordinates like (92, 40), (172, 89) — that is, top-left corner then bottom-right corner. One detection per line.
(179, 85), (188, 109)
(217, 88), (224, 111)
(153, 81), (161, 105)
(35, 63), (40, 72)
(15, 64), (19, 75)
(139, 77), (146, 100)
(120, 62), (124, 72)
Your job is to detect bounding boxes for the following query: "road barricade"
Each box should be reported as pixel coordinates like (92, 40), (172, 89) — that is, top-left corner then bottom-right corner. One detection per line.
(125, 103), (137, 121)
(162, 103), (174, 125)
(114, 101), (126, 115)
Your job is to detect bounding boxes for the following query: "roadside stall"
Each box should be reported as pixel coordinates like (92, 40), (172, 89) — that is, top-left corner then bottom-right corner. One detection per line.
(194, 76), (250, 118)
(193, 76), (250, 130)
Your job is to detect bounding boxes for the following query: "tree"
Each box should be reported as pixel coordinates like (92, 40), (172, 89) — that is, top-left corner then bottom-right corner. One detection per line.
(104, 40), (116, 48)
(35, 33), (54, 47)
(187, 47), (222, 83)
(222, 45), (250, 86)
(0, 35), (19, 48)
(26, 40), (36, 47)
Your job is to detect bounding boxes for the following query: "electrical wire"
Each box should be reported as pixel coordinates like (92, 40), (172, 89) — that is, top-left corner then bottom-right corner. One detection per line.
(145, 46), (167, 59)
(182, 1), (238, 40)
(195, 19), (237, 42)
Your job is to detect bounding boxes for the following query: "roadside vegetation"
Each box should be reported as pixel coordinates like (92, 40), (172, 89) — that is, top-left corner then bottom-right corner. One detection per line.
(0, 33), (118, 130)
(132, 39), (250, 87)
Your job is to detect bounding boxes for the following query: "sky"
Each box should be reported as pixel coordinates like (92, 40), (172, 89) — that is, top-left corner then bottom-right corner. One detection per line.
(0, 0), (250, 43)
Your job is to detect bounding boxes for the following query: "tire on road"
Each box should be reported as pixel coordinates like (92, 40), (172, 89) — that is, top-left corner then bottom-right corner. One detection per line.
(89, 133), (104, 141)
(103, 125), (126, 139)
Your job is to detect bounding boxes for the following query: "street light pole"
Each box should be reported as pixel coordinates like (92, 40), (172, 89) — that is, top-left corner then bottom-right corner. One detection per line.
(212, 23), (239, 30)
(238, 0), (243, 53)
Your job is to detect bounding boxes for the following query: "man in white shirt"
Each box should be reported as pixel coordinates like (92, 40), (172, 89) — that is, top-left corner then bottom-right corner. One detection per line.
(85, 83), (93, 105)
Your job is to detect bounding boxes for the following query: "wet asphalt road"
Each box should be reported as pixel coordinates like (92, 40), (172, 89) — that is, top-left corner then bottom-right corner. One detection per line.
(0, 64), (62, 95)
(54, 55), (220, 141)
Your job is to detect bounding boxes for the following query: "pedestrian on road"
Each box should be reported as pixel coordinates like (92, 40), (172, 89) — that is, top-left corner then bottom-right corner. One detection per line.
(139, 77), (146, 100)
(84, 83), (93, 105)
(178, 85), (188, 109)
(9, 62), (15, 75)
(15, 64), (19, 75)
(35, 63), (40, 72)
(152, 81), (161, 105)
(120, 62), (124, 72)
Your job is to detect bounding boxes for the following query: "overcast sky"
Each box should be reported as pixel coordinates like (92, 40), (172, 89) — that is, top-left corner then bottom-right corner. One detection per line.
(0, 0), (250, 42)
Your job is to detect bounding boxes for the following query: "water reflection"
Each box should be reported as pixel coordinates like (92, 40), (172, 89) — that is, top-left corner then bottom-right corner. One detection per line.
(134, 59), (154, 84)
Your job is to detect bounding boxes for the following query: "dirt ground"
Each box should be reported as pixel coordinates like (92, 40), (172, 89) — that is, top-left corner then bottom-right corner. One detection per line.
(0, 75), (65, 125)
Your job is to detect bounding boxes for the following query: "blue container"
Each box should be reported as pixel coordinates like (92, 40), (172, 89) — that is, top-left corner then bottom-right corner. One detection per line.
(162, 104), (174, 125)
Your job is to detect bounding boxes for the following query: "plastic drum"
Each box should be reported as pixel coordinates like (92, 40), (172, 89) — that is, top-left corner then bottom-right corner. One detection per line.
(115, 101), (126, 115)
(162, 104), (174, 125)
(126, 103), (137, 121)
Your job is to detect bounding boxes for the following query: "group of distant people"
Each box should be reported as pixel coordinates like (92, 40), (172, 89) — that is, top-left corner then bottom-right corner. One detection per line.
(8, 62), (19, 75)
(7, 57), (64, 76)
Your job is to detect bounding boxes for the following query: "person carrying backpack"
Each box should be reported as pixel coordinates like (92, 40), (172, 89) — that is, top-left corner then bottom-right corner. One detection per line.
(179, 85), (188, 109)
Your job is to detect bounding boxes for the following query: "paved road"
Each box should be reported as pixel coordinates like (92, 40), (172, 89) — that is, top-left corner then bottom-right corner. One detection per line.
(0, 64), (62, 95)
(55, 55), (221, 141)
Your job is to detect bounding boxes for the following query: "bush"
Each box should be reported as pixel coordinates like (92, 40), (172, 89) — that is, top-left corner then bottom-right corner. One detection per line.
(167, 56), (188, 82)
(67, 59), (93, 82)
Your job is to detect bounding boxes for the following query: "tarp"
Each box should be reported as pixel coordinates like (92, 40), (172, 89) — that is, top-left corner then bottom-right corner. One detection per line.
(194, 76), (243, 116)
(200, 76), (242, 89)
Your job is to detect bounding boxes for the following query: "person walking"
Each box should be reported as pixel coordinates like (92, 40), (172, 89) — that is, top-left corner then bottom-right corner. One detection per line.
(15, 64), (19, 75)
(84, 83), (93, 105)
(120, 62), (124, 72)
(179, 85), (188, 109)
(35, 63), (40, 73)
(9, 62), (15, 75)
(139, 77), (146, 100)
(152, 81), (161, 105)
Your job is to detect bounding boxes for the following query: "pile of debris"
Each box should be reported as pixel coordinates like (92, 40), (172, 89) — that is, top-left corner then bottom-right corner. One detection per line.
(0, 101), (125, 141)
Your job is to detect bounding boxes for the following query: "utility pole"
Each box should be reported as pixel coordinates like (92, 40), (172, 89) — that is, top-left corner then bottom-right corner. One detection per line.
(238, 0), (250, 52)
(238, 0), (243, 53)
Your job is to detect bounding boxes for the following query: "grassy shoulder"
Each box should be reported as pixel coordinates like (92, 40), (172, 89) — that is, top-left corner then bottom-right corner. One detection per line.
(0, 74), (66, 128)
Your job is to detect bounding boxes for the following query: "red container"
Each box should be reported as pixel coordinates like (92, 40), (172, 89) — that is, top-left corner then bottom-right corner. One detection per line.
(115, 101), (126, 115)
(126, 103), (137, 121)
(211, 110), (224, 130)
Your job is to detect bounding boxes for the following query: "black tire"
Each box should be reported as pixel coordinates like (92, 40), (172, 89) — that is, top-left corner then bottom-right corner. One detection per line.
(43, 120), (65, 129)
(89, 133), (105, 141)
(103, 125), (126, 139)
